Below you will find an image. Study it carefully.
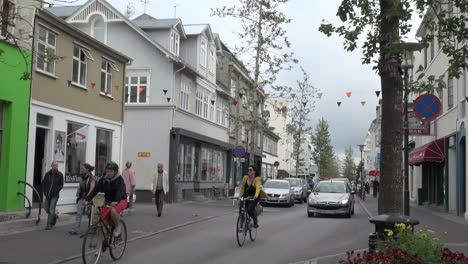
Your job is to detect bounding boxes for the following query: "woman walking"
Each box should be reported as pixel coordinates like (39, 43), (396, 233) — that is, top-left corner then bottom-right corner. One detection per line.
(69, 163), (95, 235)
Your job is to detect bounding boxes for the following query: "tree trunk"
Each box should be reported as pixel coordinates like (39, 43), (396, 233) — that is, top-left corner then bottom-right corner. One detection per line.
(378, 0), (403, 215)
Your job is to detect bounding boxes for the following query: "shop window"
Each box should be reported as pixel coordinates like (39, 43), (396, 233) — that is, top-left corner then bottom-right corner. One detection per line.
(95, 128), (112, 178)
(66, 122), (88, 183)
(177, 143), (196, 181)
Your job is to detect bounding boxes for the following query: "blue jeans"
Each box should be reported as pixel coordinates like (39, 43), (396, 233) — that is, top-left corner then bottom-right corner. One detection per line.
(71, 198), (86, 232)
(44, 196), (58, 226)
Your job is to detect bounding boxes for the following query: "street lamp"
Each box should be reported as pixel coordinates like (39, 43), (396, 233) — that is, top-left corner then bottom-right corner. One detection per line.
(402, 47), (415, 216)
(358, 144), (366, 200)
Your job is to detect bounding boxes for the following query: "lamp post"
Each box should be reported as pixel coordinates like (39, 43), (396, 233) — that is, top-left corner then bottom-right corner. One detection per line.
(358, 144), (366, 200)
(402, 48), (414, 216)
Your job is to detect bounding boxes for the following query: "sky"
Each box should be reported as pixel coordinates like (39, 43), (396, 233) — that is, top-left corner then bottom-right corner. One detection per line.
(60, 0), (421, 160)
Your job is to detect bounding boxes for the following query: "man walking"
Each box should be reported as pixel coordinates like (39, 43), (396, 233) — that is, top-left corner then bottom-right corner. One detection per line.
(151, 163), (169, 217)
(122, 161), (136, 212)
(42, 161), (64, 230)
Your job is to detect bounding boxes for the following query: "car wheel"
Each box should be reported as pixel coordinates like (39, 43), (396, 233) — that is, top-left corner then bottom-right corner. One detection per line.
(308, 212), (314, 217)
(298, 198), (303, 204)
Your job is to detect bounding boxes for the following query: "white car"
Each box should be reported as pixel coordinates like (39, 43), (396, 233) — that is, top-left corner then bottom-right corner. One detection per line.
(260, 180), (295, 207)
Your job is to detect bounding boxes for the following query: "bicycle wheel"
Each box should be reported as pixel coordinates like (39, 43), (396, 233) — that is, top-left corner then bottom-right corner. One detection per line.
(249, 216), (257, 241)
(109, 220), (127, 260)
(236, 213), (246, 247)
(82, 225), (102, 264)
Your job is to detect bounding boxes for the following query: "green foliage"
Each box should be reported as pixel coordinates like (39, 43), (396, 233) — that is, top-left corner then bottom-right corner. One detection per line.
(342, 146), (356, 180)
(311, 118), (340, 178)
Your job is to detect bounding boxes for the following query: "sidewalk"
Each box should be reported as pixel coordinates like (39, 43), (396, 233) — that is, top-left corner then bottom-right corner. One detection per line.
(358, 194), (468, 255)
(0, 199), (236, 264)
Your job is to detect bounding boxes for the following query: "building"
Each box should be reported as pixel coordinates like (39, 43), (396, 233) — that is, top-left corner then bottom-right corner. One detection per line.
(363, 101), (382, 183)
(262, 129), (280, 181)
(25, 8), (130, 212)
(264, 99), (295, 178)
(298, 134), (314, 177)
(0, 1), (34, 211)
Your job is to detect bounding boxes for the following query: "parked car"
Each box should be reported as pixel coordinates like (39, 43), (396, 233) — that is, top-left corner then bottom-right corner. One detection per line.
(307, 180), (355, 218)
(260, 180), (295, 207)
(284, 178), (308, 203)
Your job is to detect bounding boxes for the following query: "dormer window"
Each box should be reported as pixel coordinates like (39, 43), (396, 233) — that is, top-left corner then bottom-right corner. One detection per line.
(91, 16), (105, 43)
(170, 29), (180, 56)
(200, 36), (207, 68)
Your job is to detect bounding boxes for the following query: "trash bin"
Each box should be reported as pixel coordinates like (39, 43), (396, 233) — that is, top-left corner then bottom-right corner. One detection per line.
(368, 214), (419, 253)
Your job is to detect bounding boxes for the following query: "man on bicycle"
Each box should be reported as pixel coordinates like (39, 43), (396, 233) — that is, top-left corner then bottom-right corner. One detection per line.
(84, 161), (127, 238)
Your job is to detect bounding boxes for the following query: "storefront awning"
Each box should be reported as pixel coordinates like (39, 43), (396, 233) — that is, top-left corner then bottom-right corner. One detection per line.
(368, 170), (380, 176)
(409, 138), (445, 165)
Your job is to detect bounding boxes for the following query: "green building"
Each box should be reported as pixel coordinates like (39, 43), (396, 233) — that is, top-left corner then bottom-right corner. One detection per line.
(0, 41), (32, 211)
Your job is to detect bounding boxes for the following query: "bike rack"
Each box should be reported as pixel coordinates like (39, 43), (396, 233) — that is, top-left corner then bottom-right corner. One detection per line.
(17, 180), (42, 224)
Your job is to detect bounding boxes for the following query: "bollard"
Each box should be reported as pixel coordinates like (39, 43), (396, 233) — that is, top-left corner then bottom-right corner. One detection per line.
(368, 214), (419, 253)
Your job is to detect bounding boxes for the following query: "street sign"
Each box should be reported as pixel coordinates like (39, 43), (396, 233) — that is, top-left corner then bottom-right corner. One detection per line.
(408, 111), (430, 135)
(414, 94), (442, 121)
(138, 152), (151, 157)
(233, 146), (246, 158)
(274, 161), (280, 167)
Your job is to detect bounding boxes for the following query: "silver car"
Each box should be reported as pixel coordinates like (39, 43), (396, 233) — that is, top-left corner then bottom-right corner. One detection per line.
(284, 178), (308, 203)
(307, 180), (355, 218)
(260, 180), (295, 207)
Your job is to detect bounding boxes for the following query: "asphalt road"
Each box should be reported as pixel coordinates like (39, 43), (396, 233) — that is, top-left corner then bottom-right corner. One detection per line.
(65, 201), (373, 264)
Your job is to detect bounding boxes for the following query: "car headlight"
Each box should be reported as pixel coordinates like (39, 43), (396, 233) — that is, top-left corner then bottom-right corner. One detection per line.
(308, 196), (317, 204)
(281, 194), (289, 198)
(341, 199), (349, 204)
(295, 190), (302, 194)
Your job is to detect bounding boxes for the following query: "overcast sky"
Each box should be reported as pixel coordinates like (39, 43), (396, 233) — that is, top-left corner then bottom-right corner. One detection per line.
(66, 0), (422, 160)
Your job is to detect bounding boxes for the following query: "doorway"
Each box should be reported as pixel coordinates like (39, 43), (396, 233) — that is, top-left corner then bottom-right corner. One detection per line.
(33, 127), (47, 204)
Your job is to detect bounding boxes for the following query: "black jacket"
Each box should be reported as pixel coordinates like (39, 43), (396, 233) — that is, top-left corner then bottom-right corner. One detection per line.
(42, 170), (64, 198)
(85, 174), (127, 203)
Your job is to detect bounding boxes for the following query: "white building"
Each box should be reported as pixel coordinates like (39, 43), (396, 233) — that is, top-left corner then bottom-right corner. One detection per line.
(363, 101), (381, 183)
(262, 129), (280, 180)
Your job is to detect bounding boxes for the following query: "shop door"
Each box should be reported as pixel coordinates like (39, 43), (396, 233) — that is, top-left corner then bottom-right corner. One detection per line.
(33, 127), (47, 204)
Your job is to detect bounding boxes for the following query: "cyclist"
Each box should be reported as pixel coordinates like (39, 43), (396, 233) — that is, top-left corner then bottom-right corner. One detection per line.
(238, 165), (268, 228)
(84, 161), (127, 238)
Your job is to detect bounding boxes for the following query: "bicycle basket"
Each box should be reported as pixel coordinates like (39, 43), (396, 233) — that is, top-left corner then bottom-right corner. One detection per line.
(255, 203), (263, 216)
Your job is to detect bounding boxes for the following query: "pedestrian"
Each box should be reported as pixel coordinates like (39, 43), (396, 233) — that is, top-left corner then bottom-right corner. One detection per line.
(151, 163), (169, 217)
(122, 161), (136, 213)
(69, 163), (95, 235)
(41, 161), (64, 230)
(372, 179), (379, 198)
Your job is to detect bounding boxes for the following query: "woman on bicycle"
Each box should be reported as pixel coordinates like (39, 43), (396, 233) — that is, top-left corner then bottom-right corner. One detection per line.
(84, 161), (127, 237)
(69, 163), (95, 235)
(238, 165), (268, 228)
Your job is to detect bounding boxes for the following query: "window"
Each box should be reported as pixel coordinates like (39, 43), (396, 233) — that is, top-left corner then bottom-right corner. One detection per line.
(125, 73), (149, 104)
(448, 77), (454, 108)
(208, 44), (215, 74)
(209, 96), (214, 121)
(430, 34), (435, 61)
(170, 30), (180, 55)
(200, 146), (225, 182)
(91, 16), (105, 43)
(72, 45), (93, 87)
(179, 80), (190, 110)
(241, 125), (246, 141)
(36, 27), (56, 74)
(216, 102), (221, 124)
(0, 0), (15, 37)
(230, 79), (237, 98)
(101, 59), (117, 95)
(66, 122), (87, 183)
(241, 90), (248, 107)
(195, 90), (203, 116)
(203, 93), (209, 118)
(424, 47), (428, 68)
(200, 37), (207, 68)
(95, 128), (112, 178)
(224, 104), (229, 127)
(256, 131), (261, 147)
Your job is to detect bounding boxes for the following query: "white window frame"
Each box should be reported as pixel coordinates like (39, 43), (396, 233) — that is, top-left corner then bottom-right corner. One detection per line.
(0, 0), (16, 38)
(203, 93), (209, 119)
(241, 125), (246, 142)
(195, 90), (203, 116)
(72, 45), (93, 87)
(209, 95), (215, 121)
(100, 59), (113, 95)
(230, 79), (237, 99)
(208, 44), (215, 74)
(199, 36), (207, 68)
(36, 26), (56, 75)
(90, 15), (106, 43)
(170, 29), (180, 56)
(241, 90), (248, 107)
(215, 102), (221, 124)
(125, 71), (150, 104)
(179, 79), (190, 110)
(448, 76), (454, 108)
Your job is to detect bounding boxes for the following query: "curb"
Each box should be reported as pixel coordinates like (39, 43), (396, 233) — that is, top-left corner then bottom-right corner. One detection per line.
(358, 198), (373, 218)
(50, 210), (236, 264)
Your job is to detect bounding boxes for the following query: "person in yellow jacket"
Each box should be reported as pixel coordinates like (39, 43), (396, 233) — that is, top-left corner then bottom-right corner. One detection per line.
(238, 165), (268, 228)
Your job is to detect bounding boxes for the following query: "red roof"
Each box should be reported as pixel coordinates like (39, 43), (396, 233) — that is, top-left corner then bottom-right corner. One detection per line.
(409, 138), (445, 166)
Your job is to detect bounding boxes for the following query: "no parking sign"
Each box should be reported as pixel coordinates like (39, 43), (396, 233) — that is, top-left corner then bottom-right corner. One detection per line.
(413, 94), (442, 121)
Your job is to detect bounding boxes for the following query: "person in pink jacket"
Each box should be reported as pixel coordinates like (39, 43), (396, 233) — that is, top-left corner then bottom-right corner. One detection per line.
(122, 161), (136, 210)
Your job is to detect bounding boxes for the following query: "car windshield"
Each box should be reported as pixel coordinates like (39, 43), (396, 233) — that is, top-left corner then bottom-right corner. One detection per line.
(264, 181), (289, 189)
(287, 179), (301, 187)
(314, 182), (347, 193)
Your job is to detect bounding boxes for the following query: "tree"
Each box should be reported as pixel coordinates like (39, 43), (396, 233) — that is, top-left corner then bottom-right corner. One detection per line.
(212, 0), (298, 165)
(319, 0), (467, 214)
(342, 146), (356, 181)
(311, 118), (340, 179)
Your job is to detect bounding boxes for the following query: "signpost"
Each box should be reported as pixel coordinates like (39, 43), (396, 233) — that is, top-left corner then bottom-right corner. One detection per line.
(414, 94), (442, 121)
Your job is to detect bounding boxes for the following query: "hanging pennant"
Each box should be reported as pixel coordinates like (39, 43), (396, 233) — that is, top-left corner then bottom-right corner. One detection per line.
(375, 91), (381, 98)
(317, 93), (323, 99)
(91, 83), (96, 88)
(346, 92), (352, 98)
(138, 87), (145, 94)
(291, 93), (296, 99)
(211, 100), (215, 105)
(337, 102), (342, 107)
(361, 101), (366, 106)
(264, 93), (270, 99)
(302, 102), (307, 107)
(114, 85), (119, 91)
(163, 90), (168, 95)
(233, 100), (238, 106)
(188, 98), (193, 103)
(166, 97), (171, 103)
(67, 80), (72, 86)
(256, 101), (260, 107)
(239, 93), (244, 99)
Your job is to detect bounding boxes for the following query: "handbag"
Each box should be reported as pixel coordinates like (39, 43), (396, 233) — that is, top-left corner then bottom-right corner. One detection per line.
(255, 203), (263, 216)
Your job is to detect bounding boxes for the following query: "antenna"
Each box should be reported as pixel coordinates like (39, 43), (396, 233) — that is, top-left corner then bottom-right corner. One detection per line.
(140, 0), (150, 14)
(173, 2), (179, 18)
(125, 1), (135, 18)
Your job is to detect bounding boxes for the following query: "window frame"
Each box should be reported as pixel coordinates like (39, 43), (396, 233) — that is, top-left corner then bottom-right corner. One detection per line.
(90, 15), (106, 43)
(170, 29), (180, 56)
(125, 72), (150, 104)
(0, 0), (16, 38)
(72, 45), (93, 87)
(448, 76), (454, 108)
(199, 36), (207, 68)
(100, 59), (113, 96)
(203, 93), (209, 119)
(195, 90), (203, 116)
(36, 26), (57, 75)
(179, 79), (190, 110)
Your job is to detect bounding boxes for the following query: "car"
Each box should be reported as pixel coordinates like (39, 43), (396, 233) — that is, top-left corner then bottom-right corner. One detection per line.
(284, 178), (308, 203)
(307, 180), (355, 218)
(260, 180), (295, 207)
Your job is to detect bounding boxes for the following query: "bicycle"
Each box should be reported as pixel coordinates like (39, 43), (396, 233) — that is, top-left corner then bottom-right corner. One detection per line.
(236, 197), (257, 247)
(81, 203), (128, 264)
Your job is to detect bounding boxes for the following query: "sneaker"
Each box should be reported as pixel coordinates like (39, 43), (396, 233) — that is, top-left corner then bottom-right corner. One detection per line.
(68, 231), (78, 235)
(45, 225), (51, 230)
(254, 223), (259, 228)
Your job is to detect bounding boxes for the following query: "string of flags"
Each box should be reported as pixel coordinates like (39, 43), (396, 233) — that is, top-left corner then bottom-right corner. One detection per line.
(335, 90), (381, 108)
